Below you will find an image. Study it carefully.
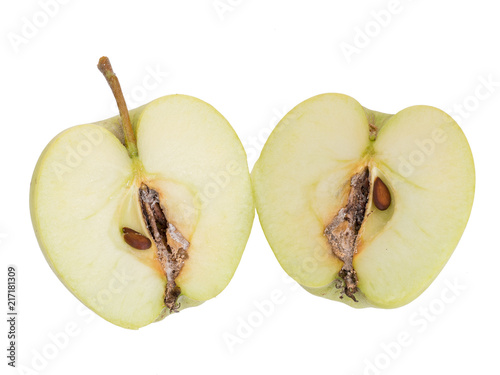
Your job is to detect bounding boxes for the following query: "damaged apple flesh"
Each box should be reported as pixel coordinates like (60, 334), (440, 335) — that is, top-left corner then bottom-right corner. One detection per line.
(30, 95), (254, 329)
(252, 93), (475, 308)
(324, 168), (370, 301)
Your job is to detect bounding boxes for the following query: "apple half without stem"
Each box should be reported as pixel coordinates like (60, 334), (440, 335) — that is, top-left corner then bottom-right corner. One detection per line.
(252, 93), (475, 308)
(30, 58), (254, 329)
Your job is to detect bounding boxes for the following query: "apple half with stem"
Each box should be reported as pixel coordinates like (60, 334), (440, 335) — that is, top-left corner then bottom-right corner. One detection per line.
(30, 57), (254, 329)
(252, 93), (474, 308)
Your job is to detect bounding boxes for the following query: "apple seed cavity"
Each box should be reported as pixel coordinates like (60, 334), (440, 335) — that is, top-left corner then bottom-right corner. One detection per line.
(324, 168), (370, 302)
(139, 184), (189, 312)
(122, 227), (152, 250)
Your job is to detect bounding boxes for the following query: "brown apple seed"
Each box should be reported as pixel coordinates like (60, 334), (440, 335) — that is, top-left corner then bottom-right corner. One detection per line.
(373, 177), (391, 211)
(122, 227), (152, 250)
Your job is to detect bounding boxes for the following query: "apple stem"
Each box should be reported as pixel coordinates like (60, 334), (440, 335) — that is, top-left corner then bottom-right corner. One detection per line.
(97, 56), (138, 158)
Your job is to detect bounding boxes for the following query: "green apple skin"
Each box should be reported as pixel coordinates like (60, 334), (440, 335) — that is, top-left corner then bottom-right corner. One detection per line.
(30, 95), (254, 329)
(252, 93), (475, 309)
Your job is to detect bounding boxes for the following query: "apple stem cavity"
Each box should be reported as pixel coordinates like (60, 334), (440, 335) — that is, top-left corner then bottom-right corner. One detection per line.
(97, 56), (139, 158)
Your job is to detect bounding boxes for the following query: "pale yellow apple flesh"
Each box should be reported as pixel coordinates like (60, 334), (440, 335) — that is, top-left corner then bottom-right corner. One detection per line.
(31, 84), (254, 328)
(252, 93), (474, 308)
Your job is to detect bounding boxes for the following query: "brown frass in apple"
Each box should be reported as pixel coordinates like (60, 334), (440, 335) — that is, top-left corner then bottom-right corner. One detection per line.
(324, 168), (370, 302)
(139, 184), (189, 312)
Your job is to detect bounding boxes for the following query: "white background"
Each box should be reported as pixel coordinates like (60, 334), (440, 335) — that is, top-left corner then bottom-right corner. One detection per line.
(1, 1), (499, 374)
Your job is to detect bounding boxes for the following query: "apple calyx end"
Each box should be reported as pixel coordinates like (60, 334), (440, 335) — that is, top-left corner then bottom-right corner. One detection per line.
(369, 124), (378, 141)
(363, 107), (392, 141)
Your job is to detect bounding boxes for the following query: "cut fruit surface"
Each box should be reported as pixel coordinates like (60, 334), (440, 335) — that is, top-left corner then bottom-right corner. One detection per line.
(31, 126), (166, 328)
(252, 93), (475, 308)
(31, 59), (253, 329)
